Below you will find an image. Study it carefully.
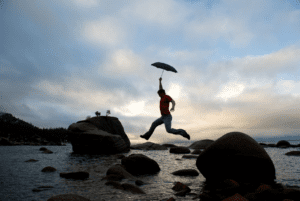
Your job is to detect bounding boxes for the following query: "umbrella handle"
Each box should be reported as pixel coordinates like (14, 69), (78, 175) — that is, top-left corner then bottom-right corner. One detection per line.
(161, 70), (164, 78)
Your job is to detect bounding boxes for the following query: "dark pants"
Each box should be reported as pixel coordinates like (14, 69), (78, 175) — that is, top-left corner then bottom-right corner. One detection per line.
(143, 114), (186, 139)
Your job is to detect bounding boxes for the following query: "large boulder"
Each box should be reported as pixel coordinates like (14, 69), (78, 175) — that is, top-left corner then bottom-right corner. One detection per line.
(67, 116), (130, 154)
(121, 154), (160, 175)
(196, 132), (276, 185)
(188, 139), (214, 149)
(130, 142), (168, 150)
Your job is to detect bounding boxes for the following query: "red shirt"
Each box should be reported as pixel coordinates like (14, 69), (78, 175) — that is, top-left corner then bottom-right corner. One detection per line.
(160, 95), (173, 115)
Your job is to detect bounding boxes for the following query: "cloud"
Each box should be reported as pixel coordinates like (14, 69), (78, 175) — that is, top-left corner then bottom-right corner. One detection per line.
(121, 0), (190, 28)
(215, 81), (245, 101)
(185, 16), (255, 48)
(73, 0), (99, 7)
(101, 49), (146, 76)
(157, 48), (216, 62)
(235, 45), (300, 77)
(114, 100), (146, 117)
(0, 58), (21, 75)
(275, 80), (300, 96)
(82, 17), (126, 47)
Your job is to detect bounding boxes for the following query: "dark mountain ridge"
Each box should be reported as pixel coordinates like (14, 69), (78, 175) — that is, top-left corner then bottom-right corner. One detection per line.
(0, 112), (70, 144)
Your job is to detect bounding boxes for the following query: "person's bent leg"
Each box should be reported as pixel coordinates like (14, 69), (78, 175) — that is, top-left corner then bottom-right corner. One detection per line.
(163, 115), (190, 139)
(142, 117), (164, 139)
(163, 115), (184, 135)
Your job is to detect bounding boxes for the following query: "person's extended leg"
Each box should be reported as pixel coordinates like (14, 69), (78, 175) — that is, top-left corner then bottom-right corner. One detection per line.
(163, 115), (190, 140)
(141, 116), (164, 140)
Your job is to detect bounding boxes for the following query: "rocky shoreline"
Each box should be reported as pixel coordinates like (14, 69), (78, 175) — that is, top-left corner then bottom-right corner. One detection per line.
(0, 136), (66, 146)
(20, 138), (300, 201)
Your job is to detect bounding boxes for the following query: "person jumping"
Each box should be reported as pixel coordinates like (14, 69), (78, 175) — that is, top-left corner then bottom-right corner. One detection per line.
(140, 77), (190, 140)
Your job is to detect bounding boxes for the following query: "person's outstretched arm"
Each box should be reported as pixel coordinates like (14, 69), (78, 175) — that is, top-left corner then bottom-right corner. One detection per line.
(159, 77), (163, 90)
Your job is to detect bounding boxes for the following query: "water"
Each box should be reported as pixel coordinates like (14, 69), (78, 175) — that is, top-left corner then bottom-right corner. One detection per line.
(0, 140), (300, 201)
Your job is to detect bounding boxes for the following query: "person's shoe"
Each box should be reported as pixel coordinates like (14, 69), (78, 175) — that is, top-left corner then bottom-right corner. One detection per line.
(140, 135), (149, 140)
(181, 131), (190, 140)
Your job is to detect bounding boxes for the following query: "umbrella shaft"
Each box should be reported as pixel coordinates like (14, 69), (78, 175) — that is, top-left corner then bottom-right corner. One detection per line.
(161, 70), (164, 78)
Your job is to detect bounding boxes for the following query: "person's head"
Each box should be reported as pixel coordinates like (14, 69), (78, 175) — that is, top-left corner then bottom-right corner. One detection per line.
(157, 89), (165, 97)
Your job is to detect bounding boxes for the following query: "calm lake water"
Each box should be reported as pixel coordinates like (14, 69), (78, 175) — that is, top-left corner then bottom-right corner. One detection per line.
(0, 140), (300, 201)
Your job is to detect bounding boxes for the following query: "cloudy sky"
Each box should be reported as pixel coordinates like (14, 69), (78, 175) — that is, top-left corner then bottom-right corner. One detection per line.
(1, 0), (300, 144)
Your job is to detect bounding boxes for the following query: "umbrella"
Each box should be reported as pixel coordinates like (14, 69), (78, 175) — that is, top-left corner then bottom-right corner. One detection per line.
(151, 62), (177, 78)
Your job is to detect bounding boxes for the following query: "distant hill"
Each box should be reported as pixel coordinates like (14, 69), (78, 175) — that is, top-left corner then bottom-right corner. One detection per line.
(0, 112), (37, 130)
(0, 112), (70, 143)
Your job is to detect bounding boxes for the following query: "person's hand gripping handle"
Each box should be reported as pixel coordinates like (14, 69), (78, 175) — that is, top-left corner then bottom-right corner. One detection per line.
(159, 77), (163, 90)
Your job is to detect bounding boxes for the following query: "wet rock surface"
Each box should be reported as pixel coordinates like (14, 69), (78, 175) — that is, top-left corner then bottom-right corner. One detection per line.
(196, 131), (276, 184)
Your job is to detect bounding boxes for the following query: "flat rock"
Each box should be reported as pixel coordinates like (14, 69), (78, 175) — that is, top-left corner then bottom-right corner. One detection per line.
(42, 166), (57, 172)
(285, 151), (300, 156)
(169, 146), (191, 154)
(43, 150), (53, 154)
(38, 186), (54, 188)
(25, 159), (38, 162)
(60, 171), (89, 180)
(130, 142), (168, 150)
(121, 154), (160, 175)
(172, 169), (199, 176)
(47, 194), (91, 201)
(182, 155), (198, 159)
(161, 143), (178, 148)
(188, 139), (214, 149)
(196, 131), (276, 184)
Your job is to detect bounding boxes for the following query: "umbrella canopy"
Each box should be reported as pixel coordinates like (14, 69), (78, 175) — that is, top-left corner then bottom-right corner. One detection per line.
(151, 62), (177, 78)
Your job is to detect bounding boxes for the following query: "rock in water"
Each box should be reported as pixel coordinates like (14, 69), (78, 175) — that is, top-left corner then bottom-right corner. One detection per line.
(196, 131), (276, 185)
(188, 139), (214, 149)
(130, 142), (168, 150)
(121, 154), (160, 175)
(67, 116), (130, 154)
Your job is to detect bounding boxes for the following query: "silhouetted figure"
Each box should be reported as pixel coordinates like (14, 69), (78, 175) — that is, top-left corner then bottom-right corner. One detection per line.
(140, 77), (190, 140)
(95, 111), (101, 117)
